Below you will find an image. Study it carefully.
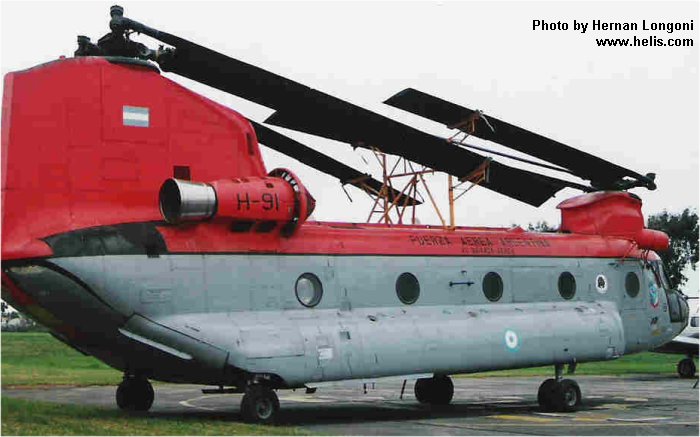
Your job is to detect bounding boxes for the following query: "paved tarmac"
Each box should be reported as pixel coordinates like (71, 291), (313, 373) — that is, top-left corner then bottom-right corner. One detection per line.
(3, 375), (698, 435)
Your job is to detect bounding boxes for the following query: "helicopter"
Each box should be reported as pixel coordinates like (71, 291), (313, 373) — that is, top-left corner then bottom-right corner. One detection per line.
(1, 5), (690, 424)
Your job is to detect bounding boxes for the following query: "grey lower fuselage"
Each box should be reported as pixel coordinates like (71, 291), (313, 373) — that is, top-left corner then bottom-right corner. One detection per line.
(10, 252), (682, 389)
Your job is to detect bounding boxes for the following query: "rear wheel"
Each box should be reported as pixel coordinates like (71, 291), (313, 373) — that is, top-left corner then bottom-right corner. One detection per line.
(241, 385), (280, 424)
(116, 377), (154, 411)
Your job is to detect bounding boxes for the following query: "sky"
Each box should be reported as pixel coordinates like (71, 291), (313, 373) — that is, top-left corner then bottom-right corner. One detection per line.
(1, 0), (698, 290)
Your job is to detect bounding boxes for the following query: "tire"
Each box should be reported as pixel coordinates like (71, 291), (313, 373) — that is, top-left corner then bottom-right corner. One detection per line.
(414, 378), (432, 404)
(538, 379), (580, 412)
(414, 376), (453, 405)
(556, 379), (581, 412)
(537, 378), (558, 411)
(241, 385), (280, 424)
(677, 358), (697, 379)
(431, 375), (454, 405)
(116, 378), (154, 412)
(116, 382), (131, 410)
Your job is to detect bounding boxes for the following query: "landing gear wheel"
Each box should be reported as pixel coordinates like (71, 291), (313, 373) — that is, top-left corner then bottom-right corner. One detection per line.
(414, 375), (454, 405)
(538, 378), (581, 412)
(414, 378), (432, 404)
(677, 358), (697, 378)
(555, 379), (581, 412)
(116, 377), (154, 411)
(241, 385), (280, 424)
(537, 378), (558, 410)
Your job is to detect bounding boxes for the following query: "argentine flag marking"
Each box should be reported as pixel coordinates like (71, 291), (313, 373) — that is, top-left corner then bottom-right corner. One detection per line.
(123, 105), (150, 127)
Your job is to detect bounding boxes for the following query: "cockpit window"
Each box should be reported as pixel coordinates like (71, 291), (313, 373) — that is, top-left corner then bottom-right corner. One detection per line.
(644, 261), (670, 290)
(646, 261), (687, 323)
(651, 261), (671, 289)
(644, 263), (661, 288)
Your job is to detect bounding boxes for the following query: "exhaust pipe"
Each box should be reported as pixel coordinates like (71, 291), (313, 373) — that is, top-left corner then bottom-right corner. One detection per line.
(159, 179), (217, 224)
(158, 170), (315, 236)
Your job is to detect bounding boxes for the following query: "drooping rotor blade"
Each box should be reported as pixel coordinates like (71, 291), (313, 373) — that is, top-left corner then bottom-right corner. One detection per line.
(265, 109), (590, 206)
(155, 33), (577, 205)
(102, 9), (586, 206)
(384, 88), (656, 191)
(249, 121), (421, 206)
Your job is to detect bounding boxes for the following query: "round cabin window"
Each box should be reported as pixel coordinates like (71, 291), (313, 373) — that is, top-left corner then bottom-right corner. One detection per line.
(558, 272), (576, 300)
(396, 272), (420, 304)
(483, 272), (503, 302)
(625, 272), (640, 297)
(295, 273), (323, 307)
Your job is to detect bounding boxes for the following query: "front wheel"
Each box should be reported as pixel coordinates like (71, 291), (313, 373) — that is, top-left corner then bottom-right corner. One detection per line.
(538, 378), (581, 412)
(554, 379), (582, 412)
(677, 358), (697, 379)
(414, 375), (454, 405)
(537, 378), (558, 410)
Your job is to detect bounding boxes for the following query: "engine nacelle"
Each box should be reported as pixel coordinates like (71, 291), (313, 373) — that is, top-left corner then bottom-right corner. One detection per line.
(159, 169), (315, 236)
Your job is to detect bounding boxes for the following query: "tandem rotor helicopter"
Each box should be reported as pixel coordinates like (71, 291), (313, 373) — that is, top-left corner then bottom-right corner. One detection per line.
(1, 5), (691, 423)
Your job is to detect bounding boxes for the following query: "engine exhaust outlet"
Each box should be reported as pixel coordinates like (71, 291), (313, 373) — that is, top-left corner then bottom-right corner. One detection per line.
(158, 169), (315, 236)
(159, 179), (217, 224)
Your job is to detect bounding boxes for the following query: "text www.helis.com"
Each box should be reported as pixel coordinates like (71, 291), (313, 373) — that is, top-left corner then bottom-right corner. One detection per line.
(596, 35), (694, 47)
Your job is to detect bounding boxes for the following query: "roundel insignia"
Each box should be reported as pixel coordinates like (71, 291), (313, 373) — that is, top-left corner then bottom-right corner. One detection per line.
(595, 274), (608, 293)
(504, 329), (519, 351)
(649, 283), (660, 308)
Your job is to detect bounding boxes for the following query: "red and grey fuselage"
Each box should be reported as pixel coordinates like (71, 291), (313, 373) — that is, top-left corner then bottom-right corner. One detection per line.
(1, 57), (688, 388)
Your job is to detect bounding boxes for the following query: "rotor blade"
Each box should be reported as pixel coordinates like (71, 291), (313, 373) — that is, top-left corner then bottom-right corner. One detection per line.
(149, 30), (341, 112)
(384, 88), (655, 190)
(160, 35), (575, 205)
(130, 19), (577, 205)
(249, 121), (421, 206)
(265, 108), (588, 206)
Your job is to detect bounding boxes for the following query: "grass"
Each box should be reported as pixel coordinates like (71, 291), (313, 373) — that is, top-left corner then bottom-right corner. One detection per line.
(1, 397), (302, 435)
(1, 332), (121, 387)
